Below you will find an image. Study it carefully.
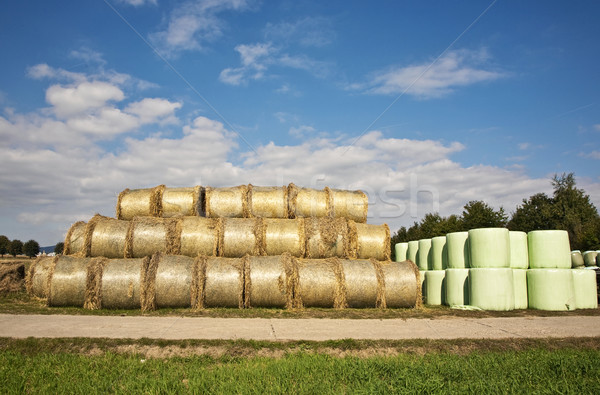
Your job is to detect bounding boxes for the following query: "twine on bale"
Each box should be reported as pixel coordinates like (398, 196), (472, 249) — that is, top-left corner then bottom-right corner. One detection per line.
(82, 215), (102, 257)
(140, 253), (160, 312)
(328, 257), (348, 309)
(370, 258), (387, 309)
(243, 255), (251, 308)
(191, 256), (207, 310)
(282, 253), (299, 309)
(84, 257), (108, 310)
(63, 221), (86, 256)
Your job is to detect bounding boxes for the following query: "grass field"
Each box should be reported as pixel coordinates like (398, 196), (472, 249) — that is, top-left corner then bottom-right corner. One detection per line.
(1, 337), (599, 394)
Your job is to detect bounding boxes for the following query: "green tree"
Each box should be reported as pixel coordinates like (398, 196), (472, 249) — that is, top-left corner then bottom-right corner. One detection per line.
(508, 193), (556, 232)
(551, 173), (600, 250)
(54, 242), (65, 255)
(9, 239), (23, 257)
(461, 200), (508, 230)
(23, 239), (40, 258)
(0, 235), (9, 256)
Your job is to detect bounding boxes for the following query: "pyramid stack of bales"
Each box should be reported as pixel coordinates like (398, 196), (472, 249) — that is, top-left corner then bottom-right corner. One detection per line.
(28, 184), (421, 311)
(396, 228), (597, 311)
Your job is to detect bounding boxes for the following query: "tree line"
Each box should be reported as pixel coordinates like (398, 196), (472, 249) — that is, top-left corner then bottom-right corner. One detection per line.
(0, 237), (64, 258)
(391, 173), (600, 259)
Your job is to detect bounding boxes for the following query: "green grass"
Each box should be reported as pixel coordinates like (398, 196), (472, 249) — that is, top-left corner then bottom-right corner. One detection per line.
(1, 343), (599, 394)
(2, 290), (599, 319)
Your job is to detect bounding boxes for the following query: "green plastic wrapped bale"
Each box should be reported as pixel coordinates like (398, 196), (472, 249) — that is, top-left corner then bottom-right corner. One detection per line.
(48, 256), (91, 307)
(571, 269), (598, 309)
(394, 242), (408, 262)
(407, 241), (419, 264)
(468, 228), (510, 268)
(431, 236), (447, 270)
(597, 251), (600, 266)
(509, 231), (529, 269)
(419, 270), (427, 304)
(528, 230), (571, 269)
(424, 270), (445, 305)
(446, 232), (470, 269)
(527, 269), (575, 311)
(583, 251), (598, 267)
(417, 239), (432, 271)
(445, 268), (469, 306)
(571, 250), (585, 268)
(469, 268), (514, 311)
(512, 268), (528, 309)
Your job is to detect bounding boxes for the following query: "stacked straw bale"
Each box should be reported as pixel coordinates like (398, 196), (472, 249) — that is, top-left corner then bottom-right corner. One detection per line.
(65, 216), (390, 260)
(115, 183), (368, 222)
(27, 254), (420, 310)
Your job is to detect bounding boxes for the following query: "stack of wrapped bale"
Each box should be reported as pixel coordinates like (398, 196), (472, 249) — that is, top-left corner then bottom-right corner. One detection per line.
(28, 184), (421, 311)
(444, 231), (470, 307)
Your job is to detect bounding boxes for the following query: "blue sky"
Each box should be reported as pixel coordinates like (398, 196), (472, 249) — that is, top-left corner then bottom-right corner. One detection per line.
(1, 0), (599, 246)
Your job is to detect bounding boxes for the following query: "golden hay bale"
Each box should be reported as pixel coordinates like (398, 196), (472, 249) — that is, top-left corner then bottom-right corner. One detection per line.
(348, 221), (390, 261)
(63, 221), (87, 256)
(330, 188), (368, 223)
(161, 186), (203, 217)
(116, 185), (165, 220)
(381, 260), (420, 308)
(191, 256), (207, 310)
(84, 257), (107, 310)
(153, 254), (193, 309)
(87, 215), (130, 258)
(48, 255), (92, 307)
(341, 259), (379, 308)
(26, 256), (55, 298)
(126, 217), (180, 258)
(264, 218), (305, 257)
(248, 185), (288, 218)
(203, 257), (245, 308)
(295, 258), (344, 308)
(304, 218), (349, 259)
(220, 218), (262, 257)
(245, 255), (294, 308)
(179, 217), (220, 257)
(100, 257), (148, 309)
(205, 185), (249, 218)
(288, 183), (331, 218)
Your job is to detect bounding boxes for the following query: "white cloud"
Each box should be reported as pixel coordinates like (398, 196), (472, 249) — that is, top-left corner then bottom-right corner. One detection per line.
(594, 124), (600, 132)
(46, 81), (125, 118)
(518, 143), (530, 150)
(289, 125), (316, 137)
(358, 49), (504, 99)
(118, 0), (157, 6)
(125, 98), (182, 124)
(264, 16), (335, 47)
(579, 151), (600, 160)
(150, 0), (252, 56)
(69, 47), (106, 66)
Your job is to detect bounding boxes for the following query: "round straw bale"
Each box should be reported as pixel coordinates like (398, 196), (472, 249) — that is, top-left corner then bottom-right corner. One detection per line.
(180, 217), (220, 257)
(63, 221), (87, 256)
(295, 259), (338, 308)
(26, 256), (55, 298)
(349, 221), (390, 261)
(205, 185), (249, 218)
(154, 254), (194, 308)
(381, 260), (420, 308)
(341, 259), (379, 308)
(288, 184), (331, 218)
(48, 255), (92, 307)
(127, 217), (180, 258)
(88, 215), (130, 258)
(100, 257), (147, 309)
(248, 185), (288, 218)
(117, 185), (165, 220)
(245, 255), (291, 308)
(84, 257), (108, 310)
(305, 218), (349, 259)
(264, 218), (306, 257)
(191, 256), (207, 310)
(220, 218), (261, 257)
(330, 188), (368, 223)
(203, 257), (245, 308)
(161, 186), (203, 217)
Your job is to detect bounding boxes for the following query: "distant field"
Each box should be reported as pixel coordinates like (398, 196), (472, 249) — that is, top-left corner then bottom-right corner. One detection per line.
(1, 337), (599, 393)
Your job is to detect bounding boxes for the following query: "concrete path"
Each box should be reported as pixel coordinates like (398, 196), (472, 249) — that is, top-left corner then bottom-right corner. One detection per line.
(1, 314), (600, 340)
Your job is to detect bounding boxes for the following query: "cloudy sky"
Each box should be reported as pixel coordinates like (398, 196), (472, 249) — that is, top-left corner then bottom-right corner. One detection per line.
(1, 0), (599, 246)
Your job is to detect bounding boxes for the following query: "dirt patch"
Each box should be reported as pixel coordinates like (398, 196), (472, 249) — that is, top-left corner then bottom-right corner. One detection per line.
(0, 263), (25, 293)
